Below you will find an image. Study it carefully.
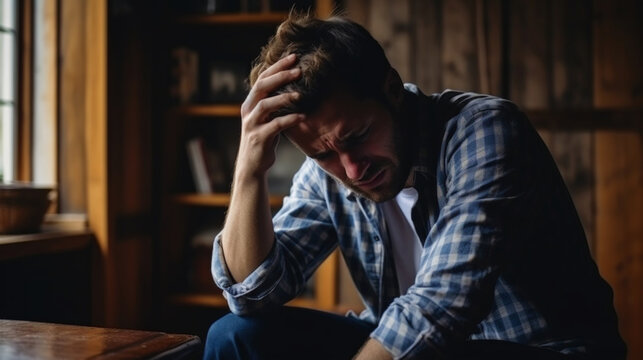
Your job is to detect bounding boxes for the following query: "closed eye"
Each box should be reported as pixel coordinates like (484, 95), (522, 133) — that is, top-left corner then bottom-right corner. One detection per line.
(345, 126), (370, 146)
(310, 151), (333, 161)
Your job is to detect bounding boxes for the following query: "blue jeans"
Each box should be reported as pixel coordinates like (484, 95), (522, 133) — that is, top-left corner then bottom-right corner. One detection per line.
(204, 306), (580, 360)
(204, 306), (374, 360)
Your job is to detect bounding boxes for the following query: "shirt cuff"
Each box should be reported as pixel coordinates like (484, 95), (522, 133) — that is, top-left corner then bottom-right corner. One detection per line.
(370, 300), (445, 359)
(211, 233), (284, 303)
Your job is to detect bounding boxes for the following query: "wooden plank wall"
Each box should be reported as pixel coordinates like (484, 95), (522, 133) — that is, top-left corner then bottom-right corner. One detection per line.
(345, 0), (596, 247)
(593, 1), (643, 359)
(343, 0), (641, 358)
(508, 0), (595, 250)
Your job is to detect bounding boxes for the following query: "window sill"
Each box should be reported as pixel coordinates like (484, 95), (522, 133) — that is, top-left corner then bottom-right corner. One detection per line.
(0, 220), (92, 261)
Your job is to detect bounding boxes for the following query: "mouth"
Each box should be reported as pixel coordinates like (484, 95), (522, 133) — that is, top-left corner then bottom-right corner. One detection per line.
(354, 168), (387, 190)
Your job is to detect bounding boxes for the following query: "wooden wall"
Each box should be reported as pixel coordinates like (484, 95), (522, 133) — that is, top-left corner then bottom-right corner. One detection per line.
(593, 0), (643, 358)
(343, 0), (642, 358)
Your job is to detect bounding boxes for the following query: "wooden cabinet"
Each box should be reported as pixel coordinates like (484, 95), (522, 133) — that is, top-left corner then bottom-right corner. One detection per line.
(157, 1), (342, 317)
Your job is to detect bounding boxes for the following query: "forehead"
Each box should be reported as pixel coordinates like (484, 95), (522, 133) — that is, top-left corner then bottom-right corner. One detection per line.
(285, 93), (370, 153)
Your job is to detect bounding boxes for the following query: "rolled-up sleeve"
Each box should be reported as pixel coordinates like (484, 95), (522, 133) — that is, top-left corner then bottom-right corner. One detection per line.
(211, 233), (289, 314)
(211, 158), (339, 315)
(372, 107), (529, 359)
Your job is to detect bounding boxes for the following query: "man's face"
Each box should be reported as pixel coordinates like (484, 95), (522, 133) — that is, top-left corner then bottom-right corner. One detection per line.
(285, 91), (412, 202)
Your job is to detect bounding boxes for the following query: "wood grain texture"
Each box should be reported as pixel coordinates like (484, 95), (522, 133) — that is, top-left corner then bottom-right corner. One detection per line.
(526, 108), (642, 131)
(548, 0), (595, 251)
(83, 0), (113, 327)
(508, 0), (550, 109)
(59, 0), (88, 213)
(593, 0), (643, 108)
(368, 0), (412, 81)
(507, 0), (596, 251)
(595, 131), (643, 360)
(551, 0), (592, 108)
(441, 0), (478, 91)
(0, 319), (200, 360)
(481, 0), (504, 97)
(413, 0), (442, 93)
(594, 1), (643, 358)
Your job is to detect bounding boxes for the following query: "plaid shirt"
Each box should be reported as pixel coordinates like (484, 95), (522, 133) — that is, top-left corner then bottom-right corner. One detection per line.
(212, 86), (625, 359)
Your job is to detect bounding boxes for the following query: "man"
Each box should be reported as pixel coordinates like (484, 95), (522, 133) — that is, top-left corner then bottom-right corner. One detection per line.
(204, 12), (625, 360)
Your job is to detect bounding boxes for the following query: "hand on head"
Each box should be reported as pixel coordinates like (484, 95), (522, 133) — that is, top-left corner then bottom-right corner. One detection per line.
(236, 54), (305, 179)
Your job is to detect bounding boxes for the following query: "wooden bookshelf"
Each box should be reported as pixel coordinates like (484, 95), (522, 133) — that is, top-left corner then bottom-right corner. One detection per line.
(157, 3), (342, 331)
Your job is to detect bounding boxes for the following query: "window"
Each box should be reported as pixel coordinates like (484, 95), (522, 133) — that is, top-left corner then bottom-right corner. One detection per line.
(1, 0), (96, 218)
(0, 0), (17, 182)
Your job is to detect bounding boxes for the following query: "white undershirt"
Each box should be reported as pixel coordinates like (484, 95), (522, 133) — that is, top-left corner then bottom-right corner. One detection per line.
(380, 187), (423, 294)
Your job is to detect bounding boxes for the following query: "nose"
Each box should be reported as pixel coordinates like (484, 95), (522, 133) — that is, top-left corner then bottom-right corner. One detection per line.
(339, 151), (367, 181)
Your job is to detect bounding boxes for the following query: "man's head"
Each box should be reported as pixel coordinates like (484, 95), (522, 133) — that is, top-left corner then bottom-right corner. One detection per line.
(249, 11), (397, 116)
(250, 12), (415, 202)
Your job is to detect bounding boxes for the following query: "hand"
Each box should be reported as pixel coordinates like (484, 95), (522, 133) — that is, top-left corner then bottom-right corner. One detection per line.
(236, 54), (304, 180)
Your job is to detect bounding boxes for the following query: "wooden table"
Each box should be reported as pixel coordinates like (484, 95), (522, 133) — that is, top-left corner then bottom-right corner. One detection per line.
(0, 319), (201, 359)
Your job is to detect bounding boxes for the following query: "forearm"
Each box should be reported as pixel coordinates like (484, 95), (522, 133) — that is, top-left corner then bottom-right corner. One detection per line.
(354, 339), (393, 360)
(219, 53), (303, 284)
(221, 170), (275, 283)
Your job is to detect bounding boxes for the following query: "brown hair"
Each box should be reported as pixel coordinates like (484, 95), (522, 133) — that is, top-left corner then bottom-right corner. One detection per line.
(249, 11), (392, 116)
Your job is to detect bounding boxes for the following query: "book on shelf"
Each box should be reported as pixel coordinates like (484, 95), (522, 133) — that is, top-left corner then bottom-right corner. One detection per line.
(186, 137), (229, 194)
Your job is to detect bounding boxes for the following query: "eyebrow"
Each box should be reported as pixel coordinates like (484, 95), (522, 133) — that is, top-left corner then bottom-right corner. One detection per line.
(339, 123), (372, 147)
(309, 130), (351, 160)
(308, 123), (371, 160)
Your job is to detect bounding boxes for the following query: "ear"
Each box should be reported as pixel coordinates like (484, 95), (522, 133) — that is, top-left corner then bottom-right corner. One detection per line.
(382, 67), (404, 107)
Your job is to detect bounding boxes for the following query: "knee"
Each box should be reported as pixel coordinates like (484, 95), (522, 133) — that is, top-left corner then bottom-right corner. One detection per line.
(203, 312), (260, 360)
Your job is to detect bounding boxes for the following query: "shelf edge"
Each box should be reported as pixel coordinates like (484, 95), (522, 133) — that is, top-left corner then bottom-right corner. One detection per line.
(175, 12), (288, 25)
(172, 193), (284, 208)
(170, 104), (241, 117)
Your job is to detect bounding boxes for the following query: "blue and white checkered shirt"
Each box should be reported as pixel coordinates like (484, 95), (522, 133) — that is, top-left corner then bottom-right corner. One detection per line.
(212, 86), (625, 359)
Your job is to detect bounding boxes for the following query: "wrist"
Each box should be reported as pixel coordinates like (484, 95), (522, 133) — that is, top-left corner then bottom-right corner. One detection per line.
(231, 170), (271, 202)
(354, 339), (393, 360)
(232, 165), (268, 188)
